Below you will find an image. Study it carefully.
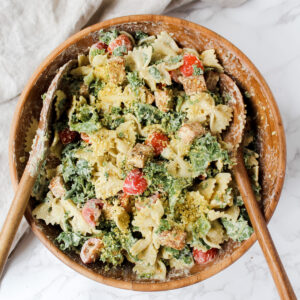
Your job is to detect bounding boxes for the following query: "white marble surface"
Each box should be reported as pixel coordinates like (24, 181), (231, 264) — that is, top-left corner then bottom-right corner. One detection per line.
(1, 0), (300, 299)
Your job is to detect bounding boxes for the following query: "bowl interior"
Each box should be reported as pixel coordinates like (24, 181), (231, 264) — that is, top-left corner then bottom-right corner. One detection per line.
(9, 15), (285, 291)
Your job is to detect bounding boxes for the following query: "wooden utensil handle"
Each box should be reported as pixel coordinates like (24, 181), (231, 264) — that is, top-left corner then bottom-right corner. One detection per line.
(234, 155), (296, 300)
(0, 169), (36, 278)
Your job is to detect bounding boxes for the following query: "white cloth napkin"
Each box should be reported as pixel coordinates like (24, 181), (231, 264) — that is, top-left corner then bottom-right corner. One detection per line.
(0, 0), (246, 253)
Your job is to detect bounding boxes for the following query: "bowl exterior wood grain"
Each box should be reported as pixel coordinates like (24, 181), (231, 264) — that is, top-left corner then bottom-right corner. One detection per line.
(8, 15), (286, 291)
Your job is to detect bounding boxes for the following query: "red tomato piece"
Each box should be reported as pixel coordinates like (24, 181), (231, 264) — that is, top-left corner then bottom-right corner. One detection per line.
(107, 34), (133, 55)
(93, 41), (107, 51)
(193, 248), (218, 264)
(82, 199), (103, 227)
(80, 238), (103, 264)
(145, 132), (169, 155)
(81, 133), (91, 144)
(59, 128), (78, 145)
(123, 169), (148, 195)
(180, 54), (204, 77)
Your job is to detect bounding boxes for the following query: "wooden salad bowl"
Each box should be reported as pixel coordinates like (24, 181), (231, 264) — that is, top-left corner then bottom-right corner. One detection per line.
(8, 15), (286, 291)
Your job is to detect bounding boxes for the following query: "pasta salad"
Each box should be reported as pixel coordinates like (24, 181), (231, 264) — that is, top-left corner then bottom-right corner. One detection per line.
(31, 29), (261, 280)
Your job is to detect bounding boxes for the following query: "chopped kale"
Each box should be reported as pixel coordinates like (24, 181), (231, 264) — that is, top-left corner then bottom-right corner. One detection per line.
(167, 55), (183, 64)
(207, 91), (224, 105)
(148, 66), (161, 81)
(127, 71), (144, 94)
(192, 65), (204, 76)
(156, 219), (171, 233)
(112, 45), (127, 56)
(69, 104), (101, 133)
(133, 103), (185, 134)
(89, 79), (105, 97)
(99, 29), (119, 45)
(221, 216), (254, 242)
(161, 111), (186, 134)
(101, 113), (125, 130)
(135, 31), (149, 41)
(192, 214), (211, 238)
(133, 103), (162, 126)
(56, 232), (88, 251)
(89, 48), (105, 58)
(189, 133), (231, 175)
(100, 231), (124, 266)
(144, 161), (192, 211)
(164, 246), (193, 265)
(61, 143), (96, 205)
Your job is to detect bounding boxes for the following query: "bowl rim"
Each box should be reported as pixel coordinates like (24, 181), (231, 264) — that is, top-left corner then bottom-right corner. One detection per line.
(8, 14), (286, 291)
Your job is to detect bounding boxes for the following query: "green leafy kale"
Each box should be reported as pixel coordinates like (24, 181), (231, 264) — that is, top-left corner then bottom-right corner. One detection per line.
(162, 111), (186, 134)
(56, 232), (88, 251)
(133, 103), (162, 126)
(113, 45), (127, 56)
(156, 219), (171, 233)
(192, 214), (211, 238)
(144, 161), (192, 211)
(101, 107), (125, 130)
(90, 48), (105, 58)
(127, 71), (144, 94)
(168, 55), (183, 64)
(207, 91), (224, 105)
(99, 29), (119, 45)
(100, 231), (124, 266)
(89, 79), (105, 97)
(135, 31), (149, 41)
(221, 216), (254, 242)
(133, 103), (185, 134)
(69, 104), (101, 134)
(148, 66), (161, 81)
(189, 133), (231, 175)
(61, 143), (96, 205)
(164, 246), (193, 265)
(193, 65), (204, 76)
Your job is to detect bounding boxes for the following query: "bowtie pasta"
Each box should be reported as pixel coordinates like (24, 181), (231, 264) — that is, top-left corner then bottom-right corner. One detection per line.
(31, 29), (261, 280)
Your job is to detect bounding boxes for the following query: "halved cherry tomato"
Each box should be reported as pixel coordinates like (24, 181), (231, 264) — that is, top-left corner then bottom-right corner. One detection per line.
(82, 199), (103, 227)
(59, 128), (78, 145)
(123, 169), (148, 195)
(81, 133), (91, 144)
(180, 54), (204, 77)
(80, 238), (103, 264)
(107, 34), (133, 55)
(145, 132), (169, 155)
(93, 41), (108, 51)
(193, 248), (218, 264)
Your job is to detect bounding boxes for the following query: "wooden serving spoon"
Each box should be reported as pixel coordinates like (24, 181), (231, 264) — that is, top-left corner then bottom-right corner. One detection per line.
(220, 74), (296, 300)
(0, 60), (76, 278)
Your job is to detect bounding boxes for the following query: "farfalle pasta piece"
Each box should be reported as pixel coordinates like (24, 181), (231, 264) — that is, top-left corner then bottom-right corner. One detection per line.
(151, 31), (181, 61)
(125, 46), (152, 71)
(210, 104), (233, 134)
(203, 220), (226, 249)
(199, 173), (233, 209)
(207, 205), (240, 222)
(97, 83), (123, 112)
(200, 49), (224, 72)
(182, 92), (233, 133)
(162, 137), (194, 178)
